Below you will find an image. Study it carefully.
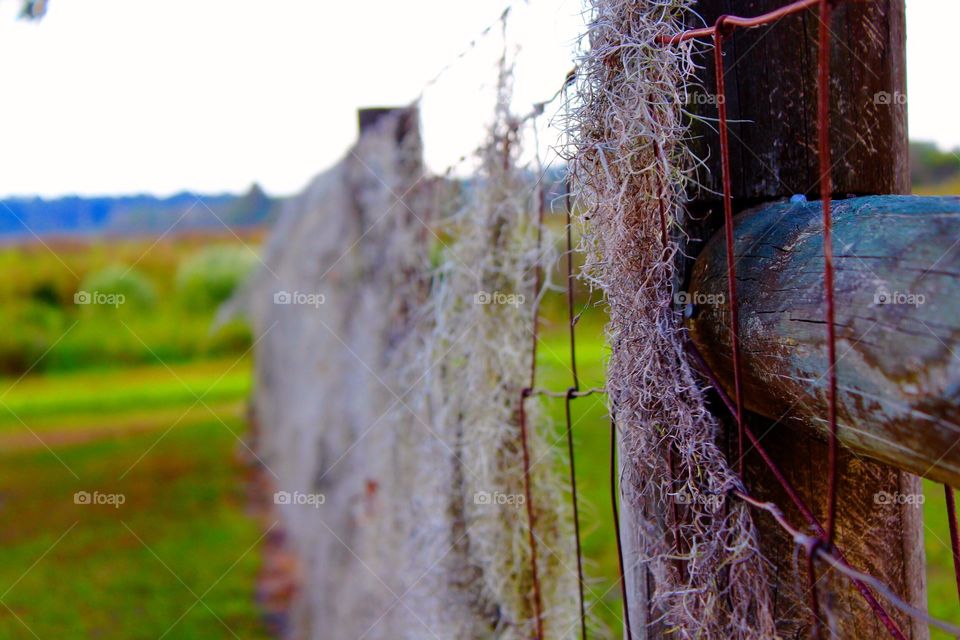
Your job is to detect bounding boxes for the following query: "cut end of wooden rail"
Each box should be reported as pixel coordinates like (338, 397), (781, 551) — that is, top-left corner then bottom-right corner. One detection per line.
(688, 195), (960, 486)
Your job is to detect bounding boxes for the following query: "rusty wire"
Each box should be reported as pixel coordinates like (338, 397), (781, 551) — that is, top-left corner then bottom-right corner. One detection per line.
(657, 0), (960, 636)
(404, 0), (960, 636)
(817, 0), (840, 553)
(609, 414), (632, 640)
(655, 0), (819, 44)
(563, 139), (588, 638)
(517, 389), (545, 638)
(519, 0), (960, 636)
(946, 486), (960, 602)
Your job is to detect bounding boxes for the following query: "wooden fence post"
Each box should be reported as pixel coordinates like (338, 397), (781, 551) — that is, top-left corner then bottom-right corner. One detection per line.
(678, 1), (927, 637)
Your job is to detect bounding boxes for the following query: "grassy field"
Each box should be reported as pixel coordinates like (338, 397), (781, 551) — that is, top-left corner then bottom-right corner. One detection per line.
(0, 359), (250, 436)
(918, 178), (960, 195)
(1, 228), (958, 638)
(0, 358), (269, 639)
(536, 322), (623, 633)
(3, 336), (955, 638)
(916, 177), (960, 197)
(0, 232), (270, 639)
(924, 480), (960, 639)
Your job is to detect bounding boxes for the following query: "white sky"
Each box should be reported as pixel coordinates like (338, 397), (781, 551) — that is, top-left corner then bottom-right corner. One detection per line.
(0, 0), (953, 198)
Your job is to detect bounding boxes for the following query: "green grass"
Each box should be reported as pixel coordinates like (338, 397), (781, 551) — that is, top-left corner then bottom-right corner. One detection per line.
(0, 358), (251, 432)
(536, 323), (624, 634)
(2, 226), (957, 637)
(0, 350), (266, 639)
(4, 324), (955, 639)
(915, 178), (960, 196)
(0, 232), (269, 639)
(0, 418), (271, 639)
(924, 481), (960, 640)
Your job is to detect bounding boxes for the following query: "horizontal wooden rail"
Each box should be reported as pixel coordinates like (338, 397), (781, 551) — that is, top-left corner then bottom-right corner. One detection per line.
(688, 195), (960, 486)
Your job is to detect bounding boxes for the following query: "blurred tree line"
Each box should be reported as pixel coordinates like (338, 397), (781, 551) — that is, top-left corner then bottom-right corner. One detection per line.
(911, 141), (960, 190)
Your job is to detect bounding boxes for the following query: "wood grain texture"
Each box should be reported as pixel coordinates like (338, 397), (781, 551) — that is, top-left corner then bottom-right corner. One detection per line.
(690, 195), (960, 486)
(740, 421), (927, 638)
(689, 195), (953, 638)
(686, 0), (909, 204)
(678, 2), (924, 636)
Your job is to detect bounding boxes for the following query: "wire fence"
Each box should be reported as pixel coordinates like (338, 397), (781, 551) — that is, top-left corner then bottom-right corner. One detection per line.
(253, 0), (960, 637)
(500, 0), (960, 638)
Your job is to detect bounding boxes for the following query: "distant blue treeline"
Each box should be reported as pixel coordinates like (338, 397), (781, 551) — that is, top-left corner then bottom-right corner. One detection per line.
(0, 167), (572, 240)
(0, 185), (277, 239)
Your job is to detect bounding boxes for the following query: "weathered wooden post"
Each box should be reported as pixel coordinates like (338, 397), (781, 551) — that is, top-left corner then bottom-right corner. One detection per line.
(245, 105), (438, 638)
(681, 1), (929, 637)
(690, 195), (960, 487)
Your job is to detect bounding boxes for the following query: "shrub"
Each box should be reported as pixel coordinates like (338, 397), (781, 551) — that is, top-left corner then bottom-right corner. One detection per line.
(205, 318), (253, 356)
(0, 302), (66, 375)
(78, 265), (158, 310)
(175, 246), (258, 312)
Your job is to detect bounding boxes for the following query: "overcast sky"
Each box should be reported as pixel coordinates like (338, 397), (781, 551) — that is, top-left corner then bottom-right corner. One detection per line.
(0, 0), (953, 198)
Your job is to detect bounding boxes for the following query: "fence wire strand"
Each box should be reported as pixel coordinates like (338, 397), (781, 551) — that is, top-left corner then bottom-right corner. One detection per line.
(947, 486), (960, 602)
(656, 0), (959, 637)
(368, 0), (960, 636)
(504, 0), (958, 636)
(503, 0), (960, 632)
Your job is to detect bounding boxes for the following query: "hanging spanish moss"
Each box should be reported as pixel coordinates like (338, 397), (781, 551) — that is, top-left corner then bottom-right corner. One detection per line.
(569, 0), (777, 636)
